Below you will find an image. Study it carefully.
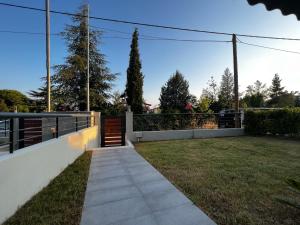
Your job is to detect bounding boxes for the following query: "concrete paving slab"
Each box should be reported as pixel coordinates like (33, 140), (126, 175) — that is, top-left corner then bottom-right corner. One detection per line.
(135, 179), (176, 195)
(131, 170), (164, 184)
(153, 203), (216, 225)
(81, 197), (151, 225)
(84, 185), (141, 207)
(86, 176), (133, 193)
(144, 188), (191, 211)
(90, 164), (124, 175)
(80, 146), (217, 225)
(90, 168), (127, 180)
(114, 214), (158, 225)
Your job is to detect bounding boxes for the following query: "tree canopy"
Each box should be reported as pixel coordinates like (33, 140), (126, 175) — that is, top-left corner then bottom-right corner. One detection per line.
(243, 80), (268, 107)
(218, 68), (234, 109)
(159, 71), (191, 113)
(0, 89), (29, 112)
(31, 4), (117, 111)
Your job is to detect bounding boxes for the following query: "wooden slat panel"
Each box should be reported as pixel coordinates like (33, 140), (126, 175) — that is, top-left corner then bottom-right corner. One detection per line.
(101, 116), (125, 147)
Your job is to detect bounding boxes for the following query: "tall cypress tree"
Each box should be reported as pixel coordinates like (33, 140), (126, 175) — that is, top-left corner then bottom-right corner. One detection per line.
(39, 4), (116, 111)
(125, 28), (144, 114)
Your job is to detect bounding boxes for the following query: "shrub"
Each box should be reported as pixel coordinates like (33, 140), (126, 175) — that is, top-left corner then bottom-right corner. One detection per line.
(244, 108), (300, 136)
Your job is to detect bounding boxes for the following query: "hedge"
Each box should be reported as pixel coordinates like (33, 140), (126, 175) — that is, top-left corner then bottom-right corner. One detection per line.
(244, 108), (300, 136)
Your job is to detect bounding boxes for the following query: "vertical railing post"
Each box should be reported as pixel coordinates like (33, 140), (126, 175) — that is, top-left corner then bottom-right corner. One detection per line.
(86, 116), (89, 128)
(9, 118), (14, 153)
(19, 118), (25, 149)
(75, 117), (78, 131)
(56, 117), (59, 138)
(101, 116), (105, 147)
(121, 115), (126, 146)
(4, 120), (7, 137)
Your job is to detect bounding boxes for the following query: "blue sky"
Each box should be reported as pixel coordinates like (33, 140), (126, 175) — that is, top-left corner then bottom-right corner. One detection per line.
(0, 0), (300, 106)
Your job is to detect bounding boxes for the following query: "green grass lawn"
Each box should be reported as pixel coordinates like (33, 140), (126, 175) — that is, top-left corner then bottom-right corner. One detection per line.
(4, 152), (92, 225)
(135, 136), (300, 225)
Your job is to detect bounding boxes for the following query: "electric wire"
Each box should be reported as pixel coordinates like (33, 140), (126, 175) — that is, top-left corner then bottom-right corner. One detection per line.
(1, 2), (300, 41)
(237, 37), (300, 55)
(0, 29), (231, 43)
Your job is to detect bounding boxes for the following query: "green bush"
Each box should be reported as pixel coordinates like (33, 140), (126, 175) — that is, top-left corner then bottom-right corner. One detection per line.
(244, 108), (300, 136)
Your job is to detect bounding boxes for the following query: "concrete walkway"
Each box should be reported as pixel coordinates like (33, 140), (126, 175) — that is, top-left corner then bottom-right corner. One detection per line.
(80, 146), (216, 225)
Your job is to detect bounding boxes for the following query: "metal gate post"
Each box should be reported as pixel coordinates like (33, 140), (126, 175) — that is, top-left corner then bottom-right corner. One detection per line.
(101, 116), (105, 147)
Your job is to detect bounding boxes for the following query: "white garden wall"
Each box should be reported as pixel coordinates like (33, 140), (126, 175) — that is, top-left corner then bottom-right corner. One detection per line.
(125, 111), (244, 142)
(0, 125), (99, 224)
(132, 128), (244, 142)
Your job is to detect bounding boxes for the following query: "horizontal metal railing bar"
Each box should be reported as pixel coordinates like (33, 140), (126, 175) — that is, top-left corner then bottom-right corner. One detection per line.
(0, 142), (10, 147)
(133, 112), (241, 116)
(0, 130), (9, 133)
(4, 123), (92, 134)
(77, 124), (89, 129)
(58, 127), (77, 133)
(17, 134), (43, 142)
(0, 112), (91, 118)
(20, 131), (43, 134)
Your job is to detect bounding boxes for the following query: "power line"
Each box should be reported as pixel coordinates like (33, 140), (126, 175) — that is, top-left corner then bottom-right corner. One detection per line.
(91, 25), (231, 43)
(0, 30), (59, 36)
(1, 29), (300, 54)
(0, 29), (231, 43)
(1, 2), (300, 41)
(237, 37), (300, 55)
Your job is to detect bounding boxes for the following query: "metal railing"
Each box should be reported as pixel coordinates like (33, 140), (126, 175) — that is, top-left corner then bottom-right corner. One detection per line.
(133, 113), (241, 131)
(0, 112), (95, 154)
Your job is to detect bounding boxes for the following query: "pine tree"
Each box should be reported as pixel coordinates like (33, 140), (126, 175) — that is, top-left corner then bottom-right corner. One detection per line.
(52, 5), (116, 111)
(270, 74), (284, 98)
(159, 71), (190, 113)
(268, 74), (285, 107)
(218, 68), (234, 109)
(125, 28), (144, 113)
(29, 78), (57, 111)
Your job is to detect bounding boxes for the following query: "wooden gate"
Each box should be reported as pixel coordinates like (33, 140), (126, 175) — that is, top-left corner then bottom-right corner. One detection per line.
(101, 115), (126, 147)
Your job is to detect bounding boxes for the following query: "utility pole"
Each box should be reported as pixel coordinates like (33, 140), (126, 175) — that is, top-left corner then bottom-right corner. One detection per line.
(46, 0), (51, 112)
(232, 34), (239, 128)
(86, 4), (90, 112)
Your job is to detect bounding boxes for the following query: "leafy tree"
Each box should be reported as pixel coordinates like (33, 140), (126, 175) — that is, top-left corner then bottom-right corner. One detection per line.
(0, 89), (29, 112)
(109, 91), (126, 115)
(276, 91), (298, 107)
(218, 68), (234, 109)
(52, 4), (116, 111)
(196, 96), (212, 113)
(125, 28), (144, 113)
(295, 95), (300, 107)
(0, 99), (9, 112)
(159, 71), (190, 113)
(243, 80), (268, 107)
(202, 76), (218, 102)
(201, 76), (221, 112)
